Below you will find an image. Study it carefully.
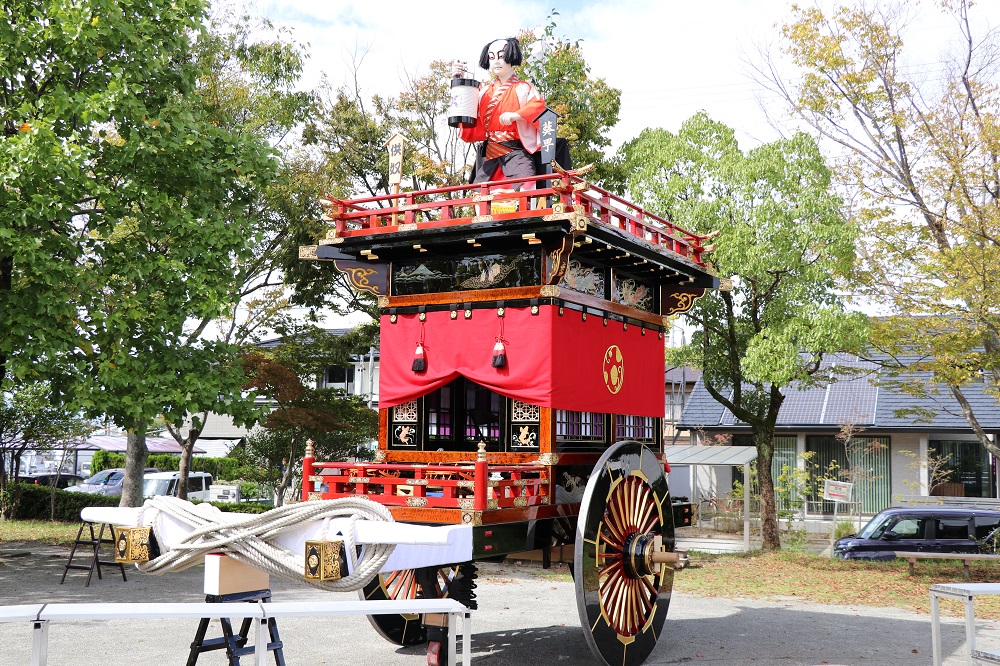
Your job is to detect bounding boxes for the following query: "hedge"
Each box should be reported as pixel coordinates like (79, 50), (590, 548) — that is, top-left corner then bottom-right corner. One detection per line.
(11, 484), (272, 521)
(92, 451), (244, 481)
(12, 483), (120, 521)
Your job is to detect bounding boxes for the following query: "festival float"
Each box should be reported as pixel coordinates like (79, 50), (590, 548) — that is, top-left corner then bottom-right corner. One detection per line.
(82, 37), (720, 666)
(295, 37), (720, 666)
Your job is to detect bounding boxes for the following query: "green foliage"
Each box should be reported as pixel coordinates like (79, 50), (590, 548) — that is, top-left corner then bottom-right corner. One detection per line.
(775, 464), (808, 526)
(834, 519), (857, 540)
(12, 483), (119, 522)
(622, 113), (866, 550)
(780, 528), (811, 552)
(519, 13), (622, 185)
(90, 450), (116, 475)
(238, 347), (378, 505)
(10, 483), (269, 520)
(0, 381), (94, 518)
(91, 452), (244, 481)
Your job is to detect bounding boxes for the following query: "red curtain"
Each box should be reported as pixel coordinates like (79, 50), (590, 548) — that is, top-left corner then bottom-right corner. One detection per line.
(378, 304), (664, 417)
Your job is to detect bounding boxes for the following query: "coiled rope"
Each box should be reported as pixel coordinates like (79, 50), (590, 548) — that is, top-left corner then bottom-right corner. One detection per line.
(135, 496), (396, 592)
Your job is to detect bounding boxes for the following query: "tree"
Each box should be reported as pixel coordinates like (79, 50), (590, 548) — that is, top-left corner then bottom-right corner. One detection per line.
(240, 327), (379, 505)
(762, 0), (1000, 460)
(619, 113), (867, 549)
(0, 381), (92, 519)
(0, 0), (282, 506)
(0, 0), (215, 390)
(519, 15), (623, 185)
(160, 11), (317, 499)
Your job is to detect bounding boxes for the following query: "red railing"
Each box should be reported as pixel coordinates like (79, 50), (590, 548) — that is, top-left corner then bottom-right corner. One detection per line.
(321, 170), (708, 266)
(301, 460), (551, 511)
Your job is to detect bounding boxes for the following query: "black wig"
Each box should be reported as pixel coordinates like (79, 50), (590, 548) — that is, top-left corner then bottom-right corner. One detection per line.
(478, 37), (523, 70)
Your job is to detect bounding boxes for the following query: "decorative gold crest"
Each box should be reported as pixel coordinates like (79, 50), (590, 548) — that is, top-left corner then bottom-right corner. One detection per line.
(603, 345), (625, 395)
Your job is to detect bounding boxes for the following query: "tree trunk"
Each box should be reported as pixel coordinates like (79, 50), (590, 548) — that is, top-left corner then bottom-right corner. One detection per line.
(754, 429), (781, 551)
(121, 425), (150, 508)
(275, 439), (298, 508)
(176, 427), (201, 501)
(0, 254), (11, 387)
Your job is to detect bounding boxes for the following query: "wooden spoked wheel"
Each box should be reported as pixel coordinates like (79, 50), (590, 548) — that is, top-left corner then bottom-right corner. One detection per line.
(574, 441), (676, 666)
(360, 566), (458, 645)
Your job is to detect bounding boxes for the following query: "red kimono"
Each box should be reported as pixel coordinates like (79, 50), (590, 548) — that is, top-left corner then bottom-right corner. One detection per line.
(459, 75), (546, 154)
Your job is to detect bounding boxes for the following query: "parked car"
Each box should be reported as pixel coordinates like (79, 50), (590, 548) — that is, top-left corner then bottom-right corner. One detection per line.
(18, 472), (85, 489)
(833, 506), (1000, 561)
(65, 467), (161, 496)
(142, 471), (214, 501)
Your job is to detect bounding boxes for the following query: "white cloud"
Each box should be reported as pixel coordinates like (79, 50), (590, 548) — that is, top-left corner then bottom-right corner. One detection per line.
(256, 0), (1000, 150)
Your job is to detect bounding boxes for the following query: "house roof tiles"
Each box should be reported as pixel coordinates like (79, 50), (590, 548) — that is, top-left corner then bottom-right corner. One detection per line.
(678, 354), (1000, 433)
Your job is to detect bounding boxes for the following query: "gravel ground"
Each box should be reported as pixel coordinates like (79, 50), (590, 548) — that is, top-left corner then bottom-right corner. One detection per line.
(0, 542), (997, 665)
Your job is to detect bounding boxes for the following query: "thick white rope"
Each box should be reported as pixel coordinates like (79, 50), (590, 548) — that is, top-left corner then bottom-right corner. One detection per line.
(135, 496), (395, 592)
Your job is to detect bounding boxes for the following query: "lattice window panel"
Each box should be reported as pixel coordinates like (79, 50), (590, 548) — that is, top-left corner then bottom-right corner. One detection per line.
(393, 400), (418, 423)
(511, 400), (540, 423)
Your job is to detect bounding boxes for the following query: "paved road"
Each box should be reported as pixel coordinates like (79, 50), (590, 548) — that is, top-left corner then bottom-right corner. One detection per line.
(0, 543), (997, 665)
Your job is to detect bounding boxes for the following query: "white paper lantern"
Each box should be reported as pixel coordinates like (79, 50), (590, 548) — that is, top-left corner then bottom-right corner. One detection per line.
(448, 78), (479, 128)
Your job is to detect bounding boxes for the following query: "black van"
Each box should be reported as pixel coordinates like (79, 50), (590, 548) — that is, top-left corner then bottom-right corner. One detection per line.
(833, 506), (1000, 561)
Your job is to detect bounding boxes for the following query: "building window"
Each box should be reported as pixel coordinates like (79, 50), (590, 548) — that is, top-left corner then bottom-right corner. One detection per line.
(805, 435), (891, 514)
(616, 415), (656, 443)
(427, 385), (453, 441)
(326, 365), (355, 386)
(556, 410), (605, 441)
(931, 440), (993, 498)
(424, 378), (501, 451)
(464, 382), (501, 442)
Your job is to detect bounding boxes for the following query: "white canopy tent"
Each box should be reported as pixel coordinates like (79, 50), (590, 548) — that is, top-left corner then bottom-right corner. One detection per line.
(663, 445), (759, 551)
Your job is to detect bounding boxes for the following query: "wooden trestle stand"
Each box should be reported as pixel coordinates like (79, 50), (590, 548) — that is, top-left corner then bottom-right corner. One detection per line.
(186, 554), (284, 666)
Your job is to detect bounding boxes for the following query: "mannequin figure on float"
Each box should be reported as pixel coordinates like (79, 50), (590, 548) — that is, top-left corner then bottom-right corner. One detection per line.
(452, 38), (546, 190)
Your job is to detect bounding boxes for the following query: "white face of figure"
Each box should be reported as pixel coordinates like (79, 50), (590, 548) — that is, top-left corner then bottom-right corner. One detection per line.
(488, 39), (514, 80)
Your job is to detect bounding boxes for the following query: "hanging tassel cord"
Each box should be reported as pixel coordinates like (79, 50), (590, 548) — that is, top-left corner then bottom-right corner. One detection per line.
(492, 316), (507, 368)
(412, 320), (427, 372)
(135, 496), (395, 592)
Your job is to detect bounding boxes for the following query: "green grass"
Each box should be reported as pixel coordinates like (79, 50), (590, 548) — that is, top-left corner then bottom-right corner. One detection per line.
(0, 519), (82, 546)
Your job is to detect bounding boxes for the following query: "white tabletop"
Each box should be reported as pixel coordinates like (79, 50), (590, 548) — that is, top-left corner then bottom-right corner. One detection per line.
(931, 583), (1000, 596)
(37, 602), (265, 621)
(260, 598), (468, 618)
(0, 605), (44, 623)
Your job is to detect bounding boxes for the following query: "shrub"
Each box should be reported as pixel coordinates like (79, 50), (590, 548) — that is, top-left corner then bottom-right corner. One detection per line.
(13, 483), (120, 521)
(834, 519), (857, 540)
(207, 501), (270, 515)
(91, 452), (244, 482)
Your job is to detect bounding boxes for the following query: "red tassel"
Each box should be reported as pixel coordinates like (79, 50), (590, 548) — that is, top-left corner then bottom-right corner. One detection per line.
(491, 339), (507, 368)
(412, 342), (426, 372)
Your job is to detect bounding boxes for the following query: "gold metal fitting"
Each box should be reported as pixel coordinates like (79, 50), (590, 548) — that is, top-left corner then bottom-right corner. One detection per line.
(304, 540), (344, 581)
(114, 526), (154, 563)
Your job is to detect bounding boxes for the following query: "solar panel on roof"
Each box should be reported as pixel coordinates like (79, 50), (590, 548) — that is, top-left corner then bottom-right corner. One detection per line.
(775, 386), (828, 424)
(823, 377), (877, 425)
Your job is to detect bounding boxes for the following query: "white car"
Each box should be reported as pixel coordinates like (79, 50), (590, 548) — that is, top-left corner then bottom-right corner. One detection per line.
(142, 471), (214, 501)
